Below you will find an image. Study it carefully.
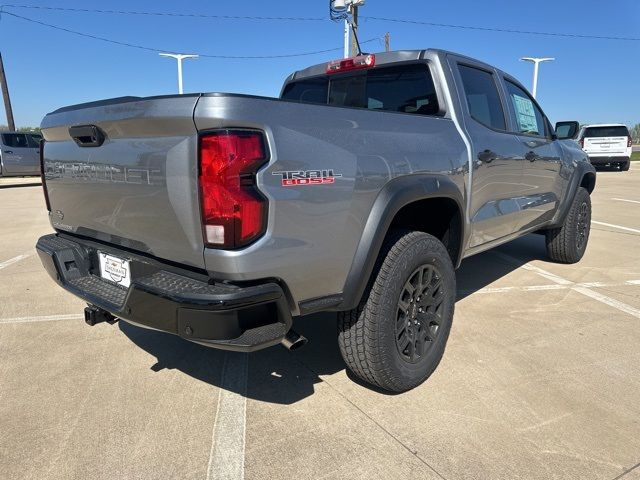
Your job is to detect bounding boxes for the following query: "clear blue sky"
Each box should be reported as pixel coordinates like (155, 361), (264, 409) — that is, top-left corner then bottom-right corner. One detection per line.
(1, 0), (638, 127)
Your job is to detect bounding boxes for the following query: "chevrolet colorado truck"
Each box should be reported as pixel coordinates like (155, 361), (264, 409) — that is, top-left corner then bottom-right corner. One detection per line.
(36, 50), (595, 392)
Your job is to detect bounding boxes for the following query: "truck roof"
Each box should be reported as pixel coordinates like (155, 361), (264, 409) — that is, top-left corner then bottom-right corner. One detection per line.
(287, 49), (501, 82)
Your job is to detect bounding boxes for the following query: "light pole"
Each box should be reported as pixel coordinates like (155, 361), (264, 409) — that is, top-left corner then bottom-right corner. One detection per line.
(520, 57), (554, 99)
(159, 53), (199, 94)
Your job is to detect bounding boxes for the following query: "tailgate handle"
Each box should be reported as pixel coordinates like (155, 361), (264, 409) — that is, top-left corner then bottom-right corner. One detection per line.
(69, 125), (105, 147)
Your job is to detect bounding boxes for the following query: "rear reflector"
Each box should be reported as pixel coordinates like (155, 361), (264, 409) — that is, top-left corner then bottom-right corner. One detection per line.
(199, 130), (268, 249)
(326, 54), (375, 74)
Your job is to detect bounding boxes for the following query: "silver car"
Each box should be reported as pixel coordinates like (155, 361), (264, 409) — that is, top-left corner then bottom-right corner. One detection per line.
(0, 132), (42, 176)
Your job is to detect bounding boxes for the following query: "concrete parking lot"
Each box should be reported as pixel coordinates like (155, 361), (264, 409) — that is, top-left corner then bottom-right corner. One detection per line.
(1, 166), (640, 480)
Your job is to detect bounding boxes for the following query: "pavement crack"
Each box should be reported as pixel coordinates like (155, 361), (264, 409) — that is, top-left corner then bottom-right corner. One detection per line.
(612, 461), (640, 480)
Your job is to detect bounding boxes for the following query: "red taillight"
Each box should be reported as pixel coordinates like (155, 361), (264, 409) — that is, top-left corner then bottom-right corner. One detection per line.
(628, 136), (633, 148)
(39, 139), (51, 212)
(326, 54), (375, 74)
(199, 130), (268, 249)
(579, 138), (584, 148)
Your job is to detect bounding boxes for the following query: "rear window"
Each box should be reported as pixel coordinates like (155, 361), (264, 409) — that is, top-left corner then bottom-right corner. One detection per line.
(1, 133), (29, 148)
(281, 78), (328, 104)
(281, 64), (440, 116)
(584, 126), (629, 138)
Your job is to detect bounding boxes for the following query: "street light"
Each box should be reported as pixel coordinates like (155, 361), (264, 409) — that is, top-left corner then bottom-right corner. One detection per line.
(520, 57), (554, 99)
(159, 53), (199, 94)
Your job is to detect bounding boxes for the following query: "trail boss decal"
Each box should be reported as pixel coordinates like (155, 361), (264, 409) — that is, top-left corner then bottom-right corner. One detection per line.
(272, 169), (342, 187)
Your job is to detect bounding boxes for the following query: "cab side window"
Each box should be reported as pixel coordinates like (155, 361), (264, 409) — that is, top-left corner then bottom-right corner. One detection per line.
(504, 80), (547, 137)
(458, 64), (506, 131)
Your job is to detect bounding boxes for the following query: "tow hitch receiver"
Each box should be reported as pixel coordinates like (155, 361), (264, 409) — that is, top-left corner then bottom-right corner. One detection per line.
(84, 305), (117, 326)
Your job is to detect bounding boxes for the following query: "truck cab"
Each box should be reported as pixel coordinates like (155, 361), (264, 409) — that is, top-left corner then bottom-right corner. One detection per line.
(0, 131), (42, 176)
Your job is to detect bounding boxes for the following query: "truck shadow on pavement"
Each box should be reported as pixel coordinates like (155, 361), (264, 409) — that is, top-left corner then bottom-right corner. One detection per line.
(119, 234), (547, 403)
(0, 181), (42, 189)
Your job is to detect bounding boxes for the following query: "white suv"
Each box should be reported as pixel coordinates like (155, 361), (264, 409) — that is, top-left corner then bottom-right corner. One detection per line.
(576, 124), (632, 171)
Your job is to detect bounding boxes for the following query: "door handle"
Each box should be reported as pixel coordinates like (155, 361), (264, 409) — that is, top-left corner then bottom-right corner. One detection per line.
(525, 151), (538, 162)
(3, 150), (13, 154)
(69, 125), (105, 147)
(477, 149), (497, 164)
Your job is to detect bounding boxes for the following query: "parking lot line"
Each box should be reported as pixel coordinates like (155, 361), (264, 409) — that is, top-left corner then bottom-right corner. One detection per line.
(206, 352), (248, 480)
(572, 286), (640, 320)
(492, 251), (572, 285)
(0, 253), (31, 271)
(592, 221), (640, 235)
(463, 279), (640, 295)
(611, 198), (640, 205)
(492, 251), (640, 320)
(0, 313), (83, 324)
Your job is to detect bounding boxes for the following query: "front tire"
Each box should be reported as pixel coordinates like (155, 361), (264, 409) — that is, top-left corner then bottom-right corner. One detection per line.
(337, 231), (456, 392)
(545, 187), (591, 264)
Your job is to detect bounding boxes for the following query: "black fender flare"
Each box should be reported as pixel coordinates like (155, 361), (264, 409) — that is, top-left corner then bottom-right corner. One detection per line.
(550, 161), (596, 228)
(338, 174), (465, 311)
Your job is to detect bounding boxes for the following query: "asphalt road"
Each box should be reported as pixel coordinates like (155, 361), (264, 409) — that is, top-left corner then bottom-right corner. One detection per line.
(2, 166), (640, 480)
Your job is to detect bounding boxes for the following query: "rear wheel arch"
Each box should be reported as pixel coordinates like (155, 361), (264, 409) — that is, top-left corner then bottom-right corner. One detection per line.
(339, 175), (465, 311)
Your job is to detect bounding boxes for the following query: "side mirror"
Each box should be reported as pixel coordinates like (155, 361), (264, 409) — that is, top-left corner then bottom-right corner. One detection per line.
(555, 121), (579, 140)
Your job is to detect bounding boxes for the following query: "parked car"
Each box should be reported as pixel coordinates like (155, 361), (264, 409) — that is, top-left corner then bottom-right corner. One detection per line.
(576, 124), (632, 171)
(35, 49), (595, 392)
(0, 132), (42, 177)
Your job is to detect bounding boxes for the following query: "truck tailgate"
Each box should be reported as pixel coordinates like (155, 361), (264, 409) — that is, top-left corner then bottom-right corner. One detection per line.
(584, 136), (627, 155)
(40, 95), (205, 269)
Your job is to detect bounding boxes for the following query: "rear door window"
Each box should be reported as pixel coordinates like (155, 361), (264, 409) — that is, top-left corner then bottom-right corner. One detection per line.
(2, 133), (29, 148)
(458, 65), (506, 130)
(584, 126), (629, 138)
(504, 80), (547, 137)
(282, 64), (441, 116)
(27, 134), (43, 148)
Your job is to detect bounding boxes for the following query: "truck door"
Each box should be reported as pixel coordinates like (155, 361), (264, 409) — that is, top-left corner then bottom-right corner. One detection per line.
(25, 134), (43, 175)
(450, 60), (529, 248)
(501, 77), (563, 230)
(1, 133), (32, 175)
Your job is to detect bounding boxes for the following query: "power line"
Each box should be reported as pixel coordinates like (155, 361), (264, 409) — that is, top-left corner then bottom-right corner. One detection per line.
(0, 4), (325, 21)
(360, 15), (640, 42)
(0, 11), (380, 59)
(1, 4), (638, 42)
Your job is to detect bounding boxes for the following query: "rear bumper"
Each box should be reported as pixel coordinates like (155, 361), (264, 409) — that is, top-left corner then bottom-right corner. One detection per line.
(36, 233), (292, 352)
(587, 155), (629, 165)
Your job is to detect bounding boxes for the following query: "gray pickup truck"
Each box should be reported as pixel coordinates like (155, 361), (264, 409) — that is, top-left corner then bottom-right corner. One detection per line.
(36, 49), (595, 392)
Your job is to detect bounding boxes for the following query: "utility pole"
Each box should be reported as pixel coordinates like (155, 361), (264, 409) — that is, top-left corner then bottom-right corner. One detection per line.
(343, 19), (350, 58)
(384, 32), (390, 52)
(520, 57), (555, 99)
(0, 52), (16, 131)
(332, 0), (365, 57)
(159, 53), (199, 94)
(349, 4), (359, 58)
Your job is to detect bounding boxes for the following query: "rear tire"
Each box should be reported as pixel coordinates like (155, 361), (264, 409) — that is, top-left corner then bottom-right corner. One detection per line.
(621, 160), (630, 172)
(545, 187), (591, 264)
(337, 231), (456, 393)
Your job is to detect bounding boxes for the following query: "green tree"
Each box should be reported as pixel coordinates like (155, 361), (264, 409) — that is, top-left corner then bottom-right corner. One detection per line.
(17, 126), (41, 134)
(631, 124), (640, 144)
